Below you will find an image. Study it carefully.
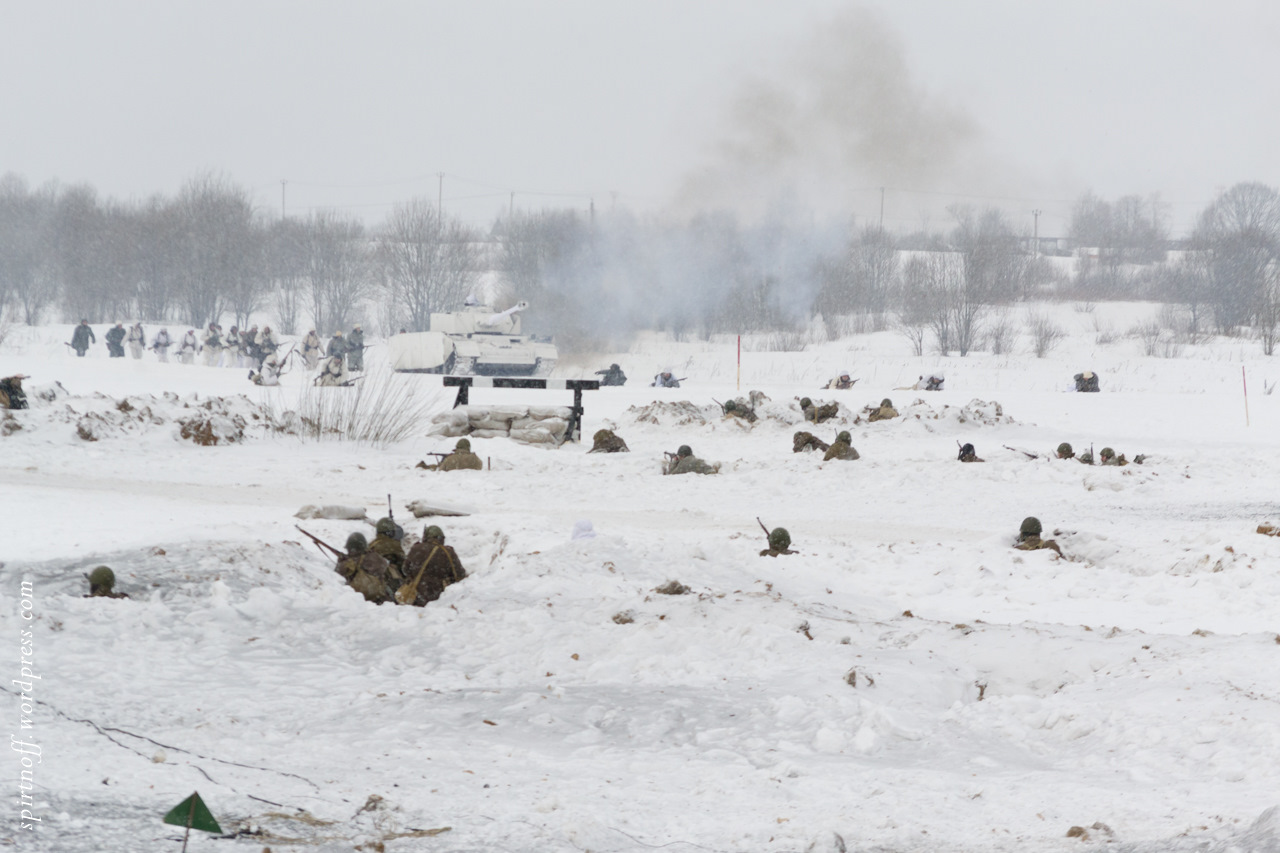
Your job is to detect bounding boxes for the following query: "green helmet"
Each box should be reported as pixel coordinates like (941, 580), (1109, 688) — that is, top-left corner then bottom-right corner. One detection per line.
(799, 397), (812, 408)
(345, 532), (368, 554)
(768, 527), (791, 551)
(375, 517), (396, 538)
(724, 400), (737, 412)
(1057, 442), (1073, 458)
(881, 398), (893, 408)
(88, 566), (115, 591)
(455, 438), (471, 452)
(423, 525), (444, 542)
(1079, 450), (1094, 464)
(837, 431), (851, 444)
(593, 428), (612, 442)
(677, 445), (692, 457)
(1100, 446), (1115, 460)
(1019, 517), (1042, 540)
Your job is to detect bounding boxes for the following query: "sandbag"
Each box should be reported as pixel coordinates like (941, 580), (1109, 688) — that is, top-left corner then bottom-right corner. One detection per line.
(470, 416), (514, 431)
(470, 405), (528, 421)
(431, 408), (469, 426)
(510, 427), (557, 444)
(427, 422), (471, 437)
(470, 428), (508, 439)
(528, 405), (572, 420)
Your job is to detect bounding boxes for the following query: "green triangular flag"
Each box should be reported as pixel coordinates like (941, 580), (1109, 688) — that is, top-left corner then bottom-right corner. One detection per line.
(162, 791), (222, 834)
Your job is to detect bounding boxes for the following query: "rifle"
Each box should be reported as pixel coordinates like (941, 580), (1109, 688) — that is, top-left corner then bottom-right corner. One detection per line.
(386, 493), (403, 538)
(1003, 445), (1039, 459)
(295, 525), (345, 560)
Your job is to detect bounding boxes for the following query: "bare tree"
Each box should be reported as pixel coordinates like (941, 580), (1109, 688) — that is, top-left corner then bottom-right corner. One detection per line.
(378, 198), (480, 332)
(0, 175), (59, 324)
(172, 173), (258, 328)
(947, 207), (1020, 354)
(894, 254), (934, 355)
(815, 225), (897, 322)
(53, 183), (109, 321)
(133, 195), (181, 322)
(1154, 254), (1211, 342)
(1256, 265), (1280, 356)
(266, 217), (309, 335)
(1193, 181), (1280, 335)
(303, 209), (371, 335)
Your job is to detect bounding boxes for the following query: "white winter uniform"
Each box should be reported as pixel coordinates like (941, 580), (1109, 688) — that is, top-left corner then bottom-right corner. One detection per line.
(127, 325), (145, 359)
(252, 354), (281, 386)
(302, 332), (322, 370)
(152, 330), (172, 362)
(203, 330), (222, 366)
(179, 332), (199, 365)
(318, 355), (347, 386)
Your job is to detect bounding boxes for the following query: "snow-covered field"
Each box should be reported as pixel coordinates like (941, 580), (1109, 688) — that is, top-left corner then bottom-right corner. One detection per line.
(3, 303), (1279, 853)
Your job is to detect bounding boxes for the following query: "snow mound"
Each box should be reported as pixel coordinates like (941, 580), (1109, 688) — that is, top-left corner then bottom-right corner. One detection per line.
(887, 397), (1017, 431)
(626, 399), (722, 426)
(4, 389), (295, 444)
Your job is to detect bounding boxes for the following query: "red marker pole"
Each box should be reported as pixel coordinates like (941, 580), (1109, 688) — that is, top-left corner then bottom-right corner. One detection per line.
(1243, 366), (1250, 427)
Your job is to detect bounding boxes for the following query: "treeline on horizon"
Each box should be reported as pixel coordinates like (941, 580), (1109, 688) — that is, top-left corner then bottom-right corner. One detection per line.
(1, 171), (1278, 357)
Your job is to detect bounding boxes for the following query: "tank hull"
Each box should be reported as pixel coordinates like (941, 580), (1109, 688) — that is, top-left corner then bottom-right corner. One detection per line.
(388, 330), (556, 376)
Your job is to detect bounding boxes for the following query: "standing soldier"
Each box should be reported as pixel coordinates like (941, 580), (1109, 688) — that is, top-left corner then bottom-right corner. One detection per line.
(256, 326), (279, 367)
(152, 328), (172, 362)
(302, 330), (323, 370)
(347, 324), (365, 371)
(105, 323), (127, 357)
(327, 330), (347, 359)
(126, 323), (146, 359)
(203, 323), (223, 366)
(178, 330), (200, 365)
(224, 326), (241, 367)
(242, 325), (259, 367)
(70, 320), (96, 357)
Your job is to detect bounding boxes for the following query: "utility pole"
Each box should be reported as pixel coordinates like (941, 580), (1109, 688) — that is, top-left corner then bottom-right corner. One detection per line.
(879, 187), (885, 230)
(509, 191), (514, 217)
(280, 180), (287, 219)
(1032, 209), (1042, 258)
(437, 172), (444, 216)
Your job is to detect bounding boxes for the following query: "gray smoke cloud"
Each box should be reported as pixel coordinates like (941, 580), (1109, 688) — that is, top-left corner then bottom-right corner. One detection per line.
(676, 6), (992, 221)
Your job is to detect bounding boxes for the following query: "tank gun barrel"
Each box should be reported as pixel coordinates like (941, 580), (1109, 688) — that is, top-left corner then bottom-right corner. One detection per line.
(480, 300), (530, 328)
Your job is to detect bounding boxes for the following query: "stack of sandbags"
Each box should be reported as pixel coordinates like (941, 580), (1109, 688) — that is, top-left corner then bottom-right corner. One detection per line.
(428, 404), (572, 445)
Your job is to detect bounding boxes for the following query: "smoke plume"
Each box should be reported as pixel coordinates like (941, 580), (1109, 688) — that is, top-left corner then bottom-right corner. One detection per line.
(676, 6), (987, 220)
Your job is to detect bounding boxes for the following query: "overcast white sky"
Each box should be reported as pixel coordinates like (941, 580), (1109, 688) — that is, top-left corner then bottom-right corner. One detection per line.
(2, 0), (1277, 237)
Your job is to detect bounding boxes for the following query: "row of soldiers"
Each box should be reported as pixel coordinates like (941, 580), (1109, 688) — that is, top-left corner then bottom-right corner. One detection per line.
(67, 320), (368, 373)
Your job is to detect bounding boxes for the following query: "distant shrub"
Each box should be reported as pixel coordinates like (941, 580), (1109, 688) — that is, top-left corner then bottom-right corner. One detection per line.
(1025, 310), (1065, 358)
